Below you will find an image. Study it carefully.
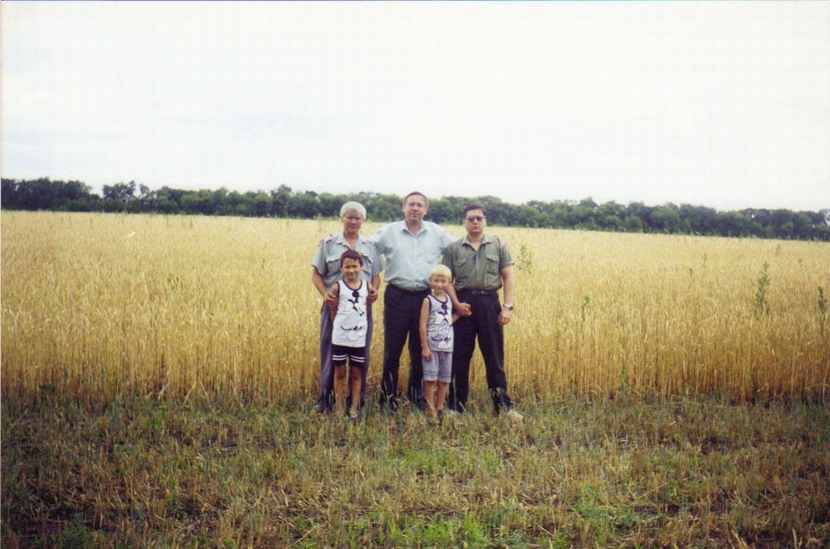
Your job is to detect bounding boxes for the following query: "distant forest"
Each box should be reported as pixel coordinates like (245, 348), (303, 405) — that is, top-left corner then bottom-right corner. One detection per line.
(3, 177), (829, 241)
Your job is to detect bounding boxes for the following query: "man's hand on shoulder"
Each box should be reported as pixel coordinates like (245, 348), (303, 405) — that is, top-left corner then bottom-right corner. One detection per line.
(324, 289), (337, 308)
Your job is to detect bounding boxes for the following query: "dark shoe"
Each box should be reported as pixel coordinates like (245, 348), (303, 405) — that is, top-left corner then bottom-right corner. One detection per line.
(379, 397), (399, 412)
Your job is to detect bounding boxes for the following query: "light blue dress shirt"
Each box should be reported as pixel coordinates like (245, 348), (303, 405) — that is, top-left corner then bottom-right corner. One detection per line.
(370, 220), (456, 291)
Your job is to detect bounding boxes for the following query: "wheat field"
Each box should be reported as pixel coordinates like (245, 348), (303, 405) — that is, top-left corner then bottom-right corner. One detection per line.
(2, 211), (828, 406)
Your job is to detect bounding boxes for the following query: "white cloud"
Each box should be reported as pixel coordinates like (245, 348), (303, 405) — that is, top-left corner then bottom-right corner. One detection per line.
(3, 2), (829, 210)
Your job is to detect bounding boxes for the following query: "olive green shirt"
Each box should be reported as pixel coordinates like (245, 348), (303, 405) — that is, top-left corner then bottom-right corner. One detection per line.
(442, 234), (513, 291)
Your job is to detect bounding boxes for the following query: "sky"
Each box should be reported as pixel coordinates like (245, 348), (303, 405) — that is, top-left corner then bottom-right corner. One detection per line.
(3, 2), (829, 212)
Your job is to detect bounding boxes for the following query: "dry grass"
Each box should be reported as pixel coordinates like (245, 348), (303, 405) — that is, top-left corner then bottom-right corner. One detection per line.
(3, 211), (828, 405)
(2, 211), (829, 547)
(2, 397), (829, 547)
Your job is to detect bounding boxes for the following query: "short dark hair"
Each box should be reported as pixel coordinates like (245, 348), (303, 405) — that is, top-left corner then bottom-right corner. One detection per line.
(403, 191), (428, 207)
(340, 249), (363, 267)
(462, 204), (486, 219)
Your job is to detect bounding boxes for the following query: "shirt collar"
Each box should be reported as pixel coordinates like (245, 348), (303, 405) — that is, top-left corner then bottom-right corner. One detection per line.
(335, 232), (366, 246)
(461, 233), (492, 247)
(398, 220), (428, 235)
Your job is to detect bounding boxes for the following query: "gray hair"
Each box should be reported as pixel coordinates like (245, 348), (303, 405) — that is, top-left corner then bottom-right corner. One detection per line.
(340, 201), (367, 219)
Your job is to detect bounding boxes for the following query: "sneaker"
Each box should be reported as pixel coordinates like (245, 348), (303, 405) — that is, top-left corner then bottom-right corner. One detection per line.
(349, 410), (359, 421)
(505, 409), (524, 421)
(441, 409), (460, 422)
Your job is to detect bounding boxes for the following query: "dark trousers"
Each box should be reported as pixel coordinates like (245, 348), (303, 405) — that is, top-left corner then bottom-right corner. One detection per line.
(448, 292), (514, 413)
(379, 285), (429, 409)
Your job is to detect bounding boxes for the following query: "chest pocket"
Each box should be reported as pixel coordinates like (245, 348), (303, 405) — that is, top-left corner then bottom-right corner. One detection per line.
(485, 254), (500, 275)
(325, 254), (342, 277)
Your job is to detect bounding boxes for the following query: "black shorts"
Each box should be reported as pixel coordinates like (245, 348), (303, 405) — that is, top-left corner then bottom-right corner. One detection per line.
(331, 344), (366, 367)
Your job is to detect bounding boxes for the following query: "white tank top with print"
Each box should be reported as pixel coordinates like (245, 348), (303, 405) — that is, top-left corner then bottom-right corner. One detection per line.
(426, 294), (453, 352)
(332, 279), (368, 347)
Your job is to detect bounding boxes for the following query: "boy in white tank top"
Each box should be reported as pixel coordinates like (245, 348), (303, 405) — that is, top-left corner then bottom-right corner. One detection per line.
(419, 264), (459, 421)
(329, 250), (370, 419)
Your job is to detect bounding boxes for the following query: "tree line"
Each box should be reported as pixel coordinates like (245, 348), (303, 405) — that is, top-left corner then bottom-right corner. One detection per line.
(3, 177), (829, 241)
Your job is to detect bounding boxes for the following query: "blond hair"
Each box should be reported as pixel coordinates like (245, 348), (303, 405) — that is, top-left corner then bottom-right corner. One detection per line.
(429, 264), (452, 280)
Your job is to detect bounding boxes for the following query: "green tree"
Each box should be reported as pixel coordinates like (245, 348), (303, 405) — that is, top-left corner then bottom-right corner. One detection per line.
(270, 185), (292, 217)
(154, 187), (183, 213)
(718, 211), (751, 237)
(317, 192), (348, 218)
(651, 205), (682, 233)
(680, 204), (718, 235)
(627, 202), (653, 231)
(287, 192), (320, 217)
(102, 181), (136, 202)
(597, 202), (627, 231)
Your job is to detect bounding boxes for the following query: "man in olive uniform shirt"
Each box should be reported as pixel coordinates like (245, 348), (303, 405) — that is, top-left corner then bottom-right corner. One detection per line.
(442, 204), (521, 418)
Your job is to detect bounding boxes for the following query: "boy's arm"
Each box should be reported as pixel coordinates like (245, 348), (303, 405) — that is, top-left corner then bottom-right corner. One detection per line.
(419, 298), (432, 360)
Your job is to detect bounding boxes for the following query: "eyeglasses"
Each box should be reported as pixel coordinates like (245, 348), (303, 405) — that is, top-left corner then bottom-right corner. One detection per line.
(464, 216), (485, 222)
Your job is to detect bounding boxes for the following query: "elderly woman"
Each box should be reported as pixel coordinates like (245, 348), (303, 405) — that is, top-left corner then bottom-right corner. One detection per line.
(311, 201), (383, 414)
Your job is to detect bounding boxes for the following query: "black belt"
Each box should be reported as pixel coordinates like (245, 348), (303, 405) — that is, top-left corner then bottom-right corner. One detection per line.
(389, 284), (428, 295)
(459, 289), (498, 296)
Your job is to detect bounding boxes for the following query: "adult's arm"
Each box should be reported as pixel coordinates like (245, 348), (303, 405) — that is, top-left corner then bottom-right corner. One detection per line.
(498, 265), (515, 326)
(446, 283), (471, 317)
(367, 224), (388, 253)
(311, 240), (330, 298)
(368, 274), (381, 306)
(440, 224), (458, 247)
(312, 267), (337, 308)
(311, 267), (327, 298)
(441, 244), (471, 317)
(328, 281), (340, 321)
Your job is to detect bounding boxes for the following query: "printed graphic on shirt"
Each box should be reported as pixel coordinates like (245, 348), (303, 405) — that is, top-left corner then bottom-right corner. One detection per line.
(427, 294), (453, 352)
(333, 280), (368, 347)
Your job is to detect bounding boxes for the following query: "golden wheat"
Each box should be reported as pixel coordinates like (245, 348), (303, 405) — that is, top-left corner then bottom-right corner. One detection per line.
(2, 211), (828, 404)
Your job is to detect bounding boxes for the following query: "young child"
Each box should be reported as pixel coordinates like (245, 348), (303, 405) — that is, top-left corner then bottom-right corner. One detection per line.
(419, 264), (459, 420)
(328, 249), (369, 419)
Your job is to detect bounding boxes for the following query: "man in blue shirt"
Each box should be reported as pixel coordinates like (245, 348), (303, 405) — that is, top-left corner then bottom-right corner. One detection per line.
(371, 192), (458, 411)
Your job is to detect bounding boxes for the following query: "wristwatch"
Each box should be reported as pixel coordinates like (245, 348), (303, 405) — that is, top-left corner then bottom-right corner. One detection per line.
(502, 303), (514, 311)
